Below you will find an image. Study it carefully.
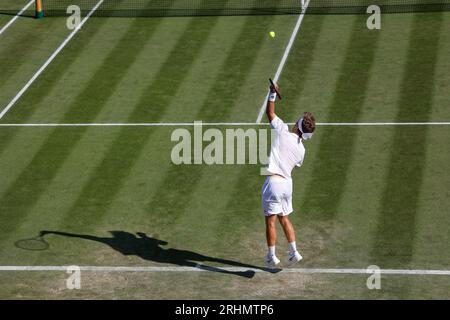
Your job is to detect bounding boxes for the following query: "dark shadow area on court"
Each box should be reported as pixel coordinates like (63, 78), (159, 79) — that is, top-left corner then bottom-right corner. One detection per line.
(38, 230), (281, 277)
(0, 12), (34, 18)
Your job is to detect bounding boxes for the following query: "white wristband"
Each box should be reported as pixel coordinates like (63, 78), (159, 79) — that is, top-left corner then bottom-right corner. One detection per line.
(268, 92), (277, 102)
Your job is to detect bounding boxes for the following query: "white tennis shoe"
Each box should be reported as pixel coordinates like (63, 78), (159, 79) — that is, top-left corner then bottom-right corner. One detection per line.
(287, 250), (303, 266)
(265, 254), (281, 267)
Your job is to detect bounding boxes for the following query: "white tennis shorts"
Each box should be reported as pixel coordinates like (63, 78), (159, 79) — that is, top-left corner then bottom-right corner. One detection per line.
(261, 175), (293, 216)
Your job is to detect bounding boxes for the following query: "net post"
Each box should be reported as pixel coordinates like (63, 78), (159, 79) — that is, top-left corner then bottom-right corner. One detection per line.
(35, 0), (44, 19)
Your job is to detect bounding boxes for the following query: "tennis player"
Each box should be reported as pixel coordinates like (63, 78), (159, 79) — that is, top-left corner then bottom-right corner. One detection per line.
(262, 83), (316, 267)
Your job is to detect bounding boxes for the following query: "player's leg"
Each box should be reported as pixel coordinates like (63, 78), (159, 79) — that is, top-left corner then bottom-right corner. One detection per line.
(278, 215), (303, 265)
(277, 215), (295, 243)
(262, 176), (282, 267)
(265, 214), (280, 266)
(277, 178), (303, 265)
(265, 214), (277, 246)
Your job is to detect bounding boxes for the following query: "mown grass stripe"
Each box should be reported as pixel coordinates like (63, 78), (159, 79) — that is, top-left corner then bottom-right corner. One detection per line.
(301, 16), (381, 221)
(211, 166), (263, 251)
(371, 13), (444, 267)
(0, 19), (63, 91)
(356, 14), (413, 123)
(196, 17), (278, 120)
(429, 13), (450, 120)
(411, 127), (450, 268)
(278, 15), (325, 121)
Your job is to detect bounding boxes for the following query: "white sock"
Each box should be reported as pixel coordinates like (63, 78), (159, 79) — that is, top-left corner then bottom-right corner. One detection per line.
(288, 241), (297, 253)
(268, 246), (276, 256)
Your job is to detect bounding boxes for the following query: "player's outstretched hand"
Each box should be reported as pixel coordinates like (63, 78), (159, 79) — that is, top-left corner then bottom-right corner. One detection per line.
(270, 83), (279, 93)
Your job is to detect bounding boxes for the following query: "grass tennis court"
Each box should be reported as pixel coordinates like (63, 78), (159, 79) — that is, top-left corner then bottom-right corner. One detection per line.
(1, 0), (450, 299)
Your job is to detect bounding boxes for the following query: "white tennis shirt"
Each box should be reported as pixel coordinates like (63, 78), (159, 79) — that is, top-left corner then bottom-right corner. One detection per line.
(267, 116), (305, 179)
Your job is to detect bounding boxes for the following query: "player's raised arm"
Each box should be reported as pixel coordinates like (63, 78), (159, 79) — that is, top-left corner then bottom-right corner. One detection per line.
(266, 83), (279, 122)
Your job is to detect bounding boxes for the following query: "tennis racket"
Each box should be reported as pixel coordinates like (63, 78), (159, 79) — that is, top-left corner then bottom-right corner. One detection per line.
(269, 78), (282, 100)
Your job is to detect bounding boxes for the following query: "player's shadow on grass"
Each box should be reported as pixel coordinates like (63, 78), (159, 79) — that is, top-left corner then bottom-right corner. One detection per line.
(39, 230), (279, 278)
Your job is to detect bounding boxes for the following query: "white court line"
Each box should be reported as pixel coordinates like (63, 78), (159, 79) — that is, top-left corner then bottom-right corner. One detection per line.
(0, 0), (104, 120)
(1, 265), (450, 275)
(255, 0), (310, 123)
(1, 122), (450, 127)
(0, 0), (34, 36)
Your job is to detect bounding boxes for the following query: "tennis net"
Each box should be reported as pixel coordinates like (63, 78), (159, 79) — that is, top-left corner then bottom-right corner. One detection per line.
(2, 0), (450, 17)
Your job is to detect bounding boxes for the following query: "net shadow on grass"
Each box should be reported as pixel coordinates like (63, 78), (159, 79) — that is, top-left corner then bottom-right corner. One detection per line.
(0, 12), (34, 18)
(38, 230), (280, 277)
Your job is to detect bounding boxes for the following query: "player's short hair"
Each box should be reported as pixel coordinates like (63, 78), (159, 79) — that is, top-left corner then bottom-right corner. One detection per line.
(301, 112), (316, 133)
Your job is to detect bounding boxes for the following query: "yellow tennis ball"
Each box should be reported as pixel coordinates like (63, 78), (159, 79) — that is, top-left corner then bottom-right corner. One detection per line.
(269, 31), (276, 38)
